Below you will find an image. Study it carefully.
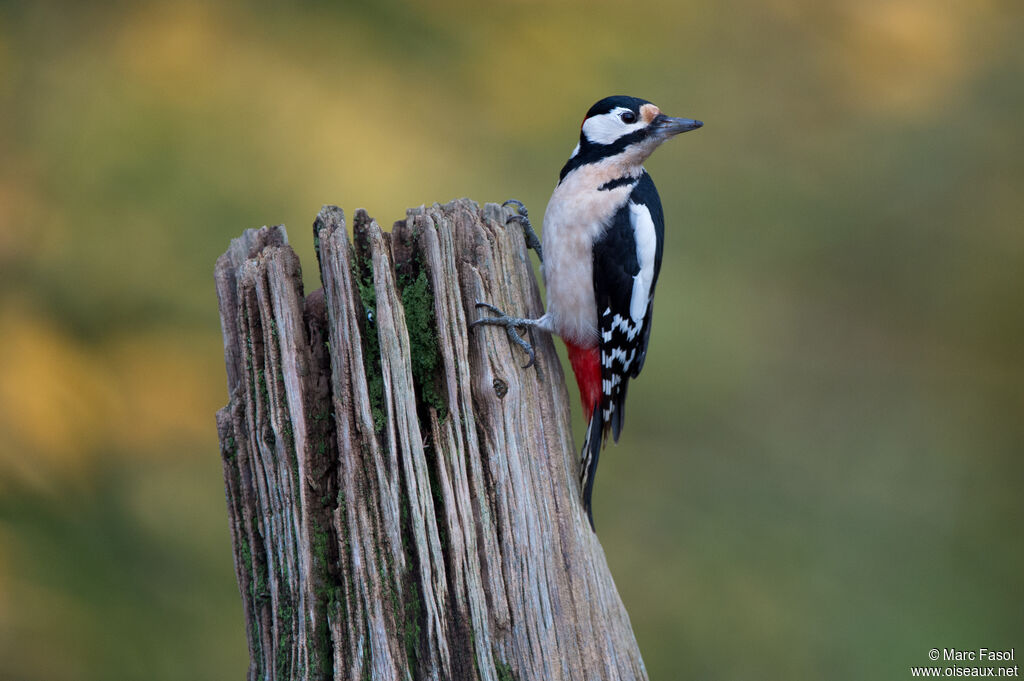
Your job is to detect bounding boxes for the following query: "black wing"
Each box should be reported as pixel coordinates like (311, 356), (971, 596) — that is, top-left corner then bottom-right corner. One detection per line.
(627, 173), (664, 378)
(592, 172), (664, 441)
(581, 172), (665, 527)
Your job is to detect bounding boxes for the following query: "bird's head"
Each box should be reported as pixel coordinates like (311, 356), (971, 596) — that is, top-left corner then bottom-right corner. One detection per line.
(561, 95), (702, 180)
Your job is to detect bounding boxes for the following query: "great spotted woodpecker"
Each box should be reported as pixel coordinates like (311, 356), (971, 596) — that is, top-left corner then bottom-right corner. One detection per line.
(472, 95), (702, 528)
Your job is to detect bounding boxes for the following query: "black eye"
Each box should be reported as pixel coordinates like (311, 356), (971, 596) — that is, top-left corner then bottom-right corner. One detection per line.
(620, 111), (637, 124)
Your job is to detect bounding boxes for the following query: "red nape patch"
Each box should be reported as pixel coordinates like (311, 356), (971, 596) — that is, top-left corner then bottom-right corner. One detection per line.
(565, 340), (601, 422)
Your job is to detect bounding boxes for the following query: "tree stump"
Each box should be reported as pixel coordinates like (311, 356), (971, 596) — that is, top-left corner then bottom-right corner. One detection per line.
(214, 199), (648, 681)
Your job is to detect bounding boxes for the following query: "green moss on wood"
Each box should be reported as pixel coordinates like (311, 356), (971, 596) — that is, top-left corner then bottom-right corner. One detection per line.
(399, 268), (447, 421)
(395, 228), (448, 424)
(353, 246), (386, 434)
(404, 576), (422, 669)
(250, 554), (269, 606)
(495, 659), (517, 681)
(276, 603), (294, 681)
(258, 368), (269, 405)
(240, 536), (253, 578)
(311, 525), (335, 677)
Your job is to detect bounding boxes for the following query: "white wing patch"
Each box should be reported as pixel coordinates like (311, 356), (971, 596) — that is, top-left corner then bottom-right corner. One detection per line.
(628, 201), (657, 322)
(582, 107), (644, 146)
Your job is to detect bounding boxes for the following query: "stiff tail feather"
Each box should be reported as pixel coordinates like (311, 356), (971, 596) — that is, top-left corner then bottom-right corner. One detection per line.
(580, 409), (604, 529)
(566, 340), (603, 529)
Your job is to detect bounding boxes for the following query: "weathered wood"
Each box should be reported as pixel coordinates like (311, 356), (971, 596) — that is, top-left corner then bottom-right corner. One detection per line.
(215, 199), (648, 681)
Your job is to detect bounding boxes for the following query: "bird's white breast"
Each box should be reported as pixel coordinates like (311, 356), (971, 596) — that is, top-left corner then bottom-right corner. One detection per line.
(541, 159), (639, 347)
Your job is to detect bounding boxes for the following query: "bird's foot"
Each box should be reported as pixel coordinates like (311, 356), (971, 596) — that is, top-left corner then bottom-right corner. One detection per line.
(502, 199), (543, 262)
(469, 300), (538, 368)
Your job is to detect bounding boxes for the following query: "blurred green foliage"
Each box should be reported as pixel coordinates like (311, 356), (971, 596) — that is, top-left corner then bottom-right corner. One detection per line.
(1, 1), (1022, 679)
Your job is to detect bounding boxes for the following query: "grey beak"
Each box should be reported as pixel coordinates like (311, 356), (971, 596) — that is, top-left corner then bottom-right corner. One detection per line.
(652, 114), (703, 137)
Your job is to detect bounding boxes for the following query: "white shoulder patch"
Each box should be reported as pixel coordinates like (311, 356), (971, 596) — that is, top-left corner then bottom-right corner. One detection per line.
(628, 201), (657, 322)
(582, 107), (643, 146)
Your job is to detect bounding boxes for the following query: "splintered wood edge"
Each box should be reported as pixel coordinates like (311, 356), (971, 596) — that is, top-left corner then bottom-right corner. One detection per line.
(214, 200), (650, 681)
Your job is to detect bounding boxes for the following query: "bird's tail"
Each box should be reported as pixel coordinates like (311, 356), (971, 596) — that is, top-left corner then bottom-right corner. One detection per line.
(580, 407), (604, 530)
(566, 340), (604, 530)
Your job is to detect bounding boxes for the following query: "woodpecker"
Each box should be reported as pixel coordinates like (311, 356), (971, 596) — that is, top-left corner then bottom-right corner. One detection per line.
(472, 95), (702, 528)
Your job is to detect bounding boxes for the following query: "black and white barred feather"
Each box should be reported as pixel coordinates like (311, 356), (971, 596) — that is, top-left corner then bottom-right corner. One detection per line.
(580, 171), (665, 525)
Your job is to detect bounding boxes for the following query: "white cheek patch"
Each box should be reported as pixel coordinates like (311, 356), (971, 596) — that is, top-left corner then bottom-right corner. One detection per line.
(569, 142), (580, 159)
(582, 107), (643, 145)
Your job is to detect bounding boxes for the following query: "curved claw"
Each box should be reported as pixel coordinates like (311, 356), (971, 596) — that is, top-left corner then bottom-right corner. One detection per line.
(469, 299), (538, 368)
(502, 198), (528, 217)
(474, 300), (505, 316)
(500, 200), (543, 261)
(507, 328), (537, 369)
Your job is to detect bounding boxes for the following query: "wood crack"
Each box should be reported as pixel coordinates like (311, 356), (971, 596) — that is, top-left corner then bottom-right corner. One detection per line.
(215, 199), (648, 681)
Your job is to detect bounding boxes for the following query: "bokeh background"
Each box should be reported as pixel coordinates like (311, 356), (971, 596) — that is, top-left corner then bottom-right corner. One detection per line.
(1, 1), (1022, 679)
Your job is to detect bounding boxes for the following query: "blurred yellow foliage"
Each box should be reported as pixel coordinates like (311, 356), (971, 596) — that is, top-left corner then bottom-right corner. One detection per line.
(0, 306), (223, 492)
(838, 0), (973, 112)
(106, 332), (225, 454)
(0, 170), (60, 266)
(772, 0), (987, 114)
(111, 2), (463, 217)
(0, 307), (117, 488)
